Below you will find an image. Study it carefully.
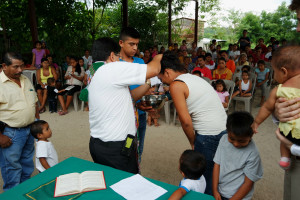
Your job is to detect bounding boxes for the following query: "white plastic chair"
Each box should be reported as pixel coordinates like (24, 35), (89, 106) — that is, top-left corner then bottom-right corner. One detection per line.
(164, 100), (173, 124)
(232, 72), (257, 113)
(22, 70), (36, 86)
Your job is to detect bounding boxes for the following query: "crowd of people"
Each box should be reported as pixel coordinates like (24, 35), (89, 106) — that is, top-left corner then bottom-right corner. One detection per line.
(1, 1), (300, 200)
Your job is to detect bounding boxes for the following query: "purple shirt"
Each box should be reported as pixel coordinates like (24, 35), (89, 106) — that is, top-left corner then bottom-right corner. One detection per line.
(32, 49), (45, 66)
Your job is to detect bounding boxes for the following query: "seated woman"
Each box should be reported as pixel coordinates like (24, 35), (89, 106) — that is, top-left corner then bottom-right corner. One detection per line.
(212, 57), (232, 80)
(58, 56), (84, 115)
(36, 58), (58, 113)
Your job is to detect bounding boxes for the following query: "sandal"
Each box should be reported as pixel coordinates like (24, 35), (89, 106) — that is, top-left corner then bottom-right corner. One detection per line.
(39, 108), (46, 114)
(58, 110), (68, 116)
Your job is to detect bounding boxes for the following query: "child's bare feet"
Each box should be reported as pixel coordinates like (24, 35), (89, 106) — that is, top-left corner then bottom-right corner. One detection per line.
(147, 117), (152, 126)
(154, 119), (159, 127)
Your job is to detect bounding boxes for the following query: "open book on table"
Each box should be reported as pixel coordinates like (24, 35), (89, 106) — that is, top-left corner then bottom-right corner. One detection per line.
(54, 171), (106, 197)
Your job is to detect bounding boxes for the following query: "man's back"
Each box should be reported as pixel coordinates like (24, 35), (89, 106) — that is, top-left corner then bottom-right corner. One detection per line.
(88, 61), (147, 142)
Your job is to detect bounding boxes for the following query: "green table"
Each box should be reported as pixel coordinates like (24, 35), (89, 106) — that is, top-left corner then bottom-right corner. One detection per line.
(0, 157), (215, 200)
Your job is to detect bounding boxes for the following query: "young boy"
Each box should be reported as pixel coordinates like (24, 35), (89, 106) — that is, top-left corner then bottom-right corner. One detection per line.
(30, 120), (58, 172)
(169, 150), (206, 200)
(255, 60), (270, 106)
(213, 112), (263, 200)
(46, 78), (65, 113)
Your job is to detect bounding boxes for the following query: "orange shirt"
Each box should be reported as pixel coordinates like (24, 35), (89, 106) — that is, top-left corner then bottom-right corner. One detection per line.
(217, 59), (236, 73)
(213, 68), (232, 80)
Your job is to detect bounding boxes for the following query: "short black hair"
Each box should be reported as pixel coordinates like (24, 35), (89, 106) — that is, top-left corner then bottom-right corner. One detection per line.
(47, 77), (55, 85)
(3, 52), (23, 66)
(180, 150), (206, 180)
(119, 27), (140, 41)
(35, 41), (42, 46)
(197, 55), (206, 61)
(220, 50), (228, 55)
(30, 120), (48, 139)
(241, 65), (251, 72)
(226, 111), (254, 137)
(257, 60), (265, 66)
(41, 58), (48, 63)
(218, 57), (226, 63)
(160, 51), (187, 74)
(92, 37), (120, 62)
(192, 70), (202, 77)
(205, 53), (212, 58)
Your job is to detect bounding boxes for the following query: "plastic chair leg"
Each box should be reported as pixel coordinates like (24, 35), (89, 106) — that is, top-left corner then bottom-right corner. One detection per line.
(173, 107), (177, 125)
(164, 101), (170, 124)
(245, 101), (251, 113)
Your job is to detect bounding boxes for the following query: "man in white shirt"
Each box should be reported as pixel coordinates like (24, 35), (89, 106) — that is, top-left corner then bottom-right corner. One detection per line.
(88, 37), (162, 173)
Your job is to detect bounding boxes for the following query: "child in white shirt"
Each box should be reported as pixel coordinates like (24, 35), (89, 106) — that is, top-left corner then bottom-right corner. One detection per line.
(30, 120), (58, 172)
(169, 150), (206, 200)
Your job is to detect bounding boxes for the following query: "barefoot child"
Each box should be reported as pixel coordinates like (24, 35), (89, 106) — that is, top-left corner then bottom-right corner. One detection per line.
(30, 120), (58, 172)
(213, 112), (263, 200)
(252, 45), (300, 169)
(232, 71), (252, 98)
(169, 150), (206, 200)
(255, 60), (270, 106)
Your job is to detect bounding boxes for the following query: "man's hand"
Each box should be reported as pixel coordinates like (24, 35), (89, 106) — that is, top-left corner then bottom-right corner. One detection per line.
(137, 101), (154, 112)
(0, 134), (12, 148)
(274, 97), (300, 122)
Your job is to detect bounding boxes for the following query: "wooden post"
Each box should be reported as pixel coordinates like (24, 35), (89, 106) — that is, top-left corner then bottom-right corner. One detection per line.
(28, 0), (38, 47)
(168, 0), (172, 46)
(122, 0), (128, 28)
(194, 0), (199, 43)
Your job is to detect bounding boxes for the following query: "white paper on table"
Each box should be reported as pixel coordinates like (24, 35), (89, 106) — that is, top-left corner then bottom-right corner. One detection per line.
(110, 174), (167, 200)
(65, 86), (75, 91)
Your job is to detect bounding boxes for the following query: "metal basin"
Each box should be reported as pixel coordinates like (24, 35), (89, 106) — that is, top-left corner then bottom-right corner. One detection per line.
(141, 94), (166, 109)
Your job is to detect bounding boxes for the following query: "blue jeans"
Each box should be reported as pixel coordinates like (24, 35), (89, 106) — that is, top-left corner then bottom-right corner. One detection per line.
(138, 113), (147, 163)
(194, 130), (227, 196)
(0, 126), (35, 191)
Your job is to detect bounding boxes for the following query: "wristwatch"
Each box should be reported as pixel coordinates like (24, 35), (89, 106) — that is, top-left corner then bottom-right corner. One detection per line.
(146, 79), (151, 87)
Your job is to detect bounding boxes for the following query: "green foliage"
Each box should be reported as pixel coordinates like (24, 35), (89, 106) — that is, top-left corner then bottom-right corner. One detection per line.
(0, 0), (215, 63)
(235, 2), (299, 45)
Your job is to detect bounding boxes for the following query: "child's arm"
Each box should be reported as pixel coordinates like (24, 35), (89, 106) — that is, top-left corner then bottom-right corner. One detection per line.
(223, 96), (229, 108)
(168, 188), (187, 200)
(39, 157), (51, 170)
(238, 80), (242, 94)
(245, 81), (252, 94)
(252, 87), (278, 133)
(229, 176), (254, 200)
(83, 74), (88, 85)
(213, 163), (222, 200)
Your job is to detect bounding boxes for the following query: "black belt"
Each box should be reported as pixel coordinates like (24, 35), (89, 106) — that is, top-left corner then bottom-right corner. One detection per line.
(91, 137), (125, 148)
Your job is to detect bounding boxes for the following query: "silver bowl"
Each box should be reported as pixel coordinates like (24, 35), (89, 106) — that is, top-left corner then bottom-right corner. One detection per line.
(141, 94), (166, 108)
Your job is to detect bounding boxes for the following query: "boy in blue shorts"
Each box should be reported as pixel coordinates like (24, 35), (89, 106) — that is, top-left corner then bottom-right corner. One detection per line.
(213, 112), (263, 200)
(169, 150), (206, 200)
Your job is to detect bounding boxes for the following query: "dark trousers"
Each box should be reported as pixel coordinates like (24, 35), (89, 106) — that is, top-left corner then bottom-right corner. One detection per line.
(48, 100), (57, 112)
(89, 137), (138, 174)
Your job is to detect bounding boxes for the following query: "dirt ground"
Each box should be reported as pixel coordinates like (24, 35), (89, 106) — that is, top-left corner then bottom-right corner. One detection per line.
(0, 91), (284, 199)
